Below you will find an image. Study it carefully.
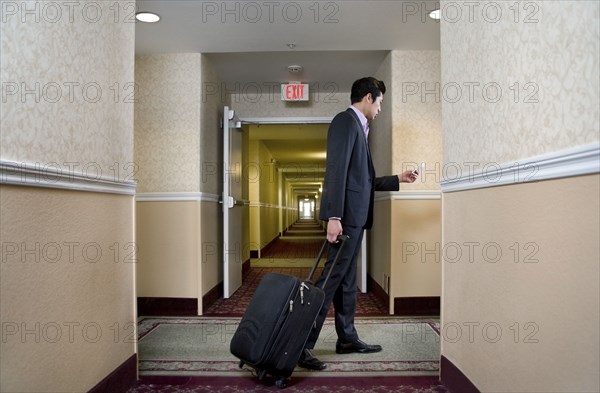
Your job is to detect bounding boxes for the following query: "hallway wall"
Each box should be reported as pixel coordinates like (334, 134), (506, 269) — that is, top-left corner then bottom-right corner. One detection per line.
(231, 62), (443, 308)
(440, 1), (599, 391)
(230, 91), (348, 119)
(133, 52), (442, 316)
(134, 54), (225, 313)
(0, 3), (136, 391)
(370, 51), (443, 313)
(247, 137), (281, 252)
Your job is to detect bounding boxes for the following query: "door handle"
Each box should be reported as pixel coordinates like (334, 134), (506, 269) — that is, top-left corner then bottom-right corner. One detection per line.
(219, 197), (247, 208)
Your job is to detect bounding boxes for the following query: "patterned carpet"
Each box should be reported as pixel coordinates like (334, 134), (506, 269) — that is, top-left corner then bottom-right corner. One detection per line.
(206, 219), (388, 317)
(203, 266), (388, 317)
(261, 219), (326, 258)
(130, 317), (447, 392)
(129, 220), (449, 391)
(128, 375), (449, 392)
(261, 238), (326, 258)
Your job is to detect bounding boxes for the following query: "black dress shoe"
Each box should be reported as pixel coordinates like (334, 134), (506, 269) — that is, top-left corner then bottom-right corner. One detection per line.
(297, 349), (327, 370)
(336, 339), (382, 354)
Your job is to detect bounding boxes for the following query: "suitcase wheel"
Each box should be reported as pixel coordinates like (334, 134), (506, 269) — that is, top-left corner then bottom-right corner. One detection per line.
(238, 360), (244, 368)
(257, 369), (267, 380)
(275, 377), (288, 389)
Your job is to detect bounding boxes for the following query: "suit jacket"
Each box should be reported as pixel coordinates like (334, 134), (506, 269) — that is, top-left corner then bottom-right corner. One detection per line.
(319, 108), (399, 229)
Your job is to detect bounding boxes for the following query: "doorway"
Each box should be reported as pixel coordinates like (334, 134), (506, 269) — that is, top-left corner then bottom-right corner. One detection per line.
(206, 118), (388, 317)
(243, 122), (328, 261)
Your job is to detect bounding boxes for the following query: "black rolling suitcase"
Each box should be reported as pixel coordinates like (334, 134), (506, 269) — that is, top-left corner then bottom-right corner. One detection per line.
(230, 235), (348, 388)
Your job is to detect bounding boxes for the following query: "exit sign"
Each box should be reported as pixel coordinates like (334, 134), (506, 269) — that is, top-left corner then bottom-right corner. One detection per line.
(281, 83), (309, 101)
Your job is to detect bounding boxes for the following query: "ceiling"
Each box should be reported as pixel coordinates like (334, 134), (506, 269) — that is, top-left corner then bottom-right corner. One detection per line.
(249, 124), (328, 166)
(135, 0), (441, 89)
(135, 0), (441, 198)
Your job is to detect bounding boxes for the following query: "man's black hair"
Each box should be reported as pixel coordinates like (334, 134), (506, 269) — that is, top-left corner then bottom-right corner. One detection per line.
(350, 77), (386, 104)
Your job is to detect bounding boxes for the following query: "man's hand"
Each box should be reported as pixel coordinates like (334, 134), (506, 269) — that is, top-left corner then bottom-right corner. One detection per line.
(399, 169), (418, 183)
(327, 219), (343, 243)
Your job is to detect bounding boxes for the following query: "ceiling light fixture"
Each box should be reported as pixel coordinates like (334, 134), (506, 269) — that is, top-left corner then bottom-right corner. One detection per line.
(428, 9), (440, 20)
(136, 12), (161, 23)
(287, 43), (296, 49)
(287, 65), (303, 73)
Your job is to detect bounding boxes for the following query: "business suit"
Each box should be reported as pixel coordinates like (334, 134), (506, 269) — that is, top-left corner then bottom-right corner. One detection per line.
(304, 107), (399, 350)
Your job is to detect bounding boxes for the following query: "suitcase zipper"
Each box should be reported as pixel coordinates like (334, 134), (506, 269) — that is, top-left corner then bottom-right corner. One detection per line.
(300, 282), (309, 304)
(289, 300), (293, 312)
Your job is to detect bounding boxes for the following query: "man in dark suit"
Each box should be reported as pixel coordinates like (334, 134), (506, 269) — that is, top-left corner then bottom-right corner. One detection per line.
(298, 77), (418, 370)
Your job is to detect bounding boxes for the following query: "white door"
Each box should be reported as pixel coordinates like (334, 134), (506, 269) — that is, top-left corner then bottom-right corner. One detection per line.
(357, 231), (367, 293)
(222, 106), (243, 298)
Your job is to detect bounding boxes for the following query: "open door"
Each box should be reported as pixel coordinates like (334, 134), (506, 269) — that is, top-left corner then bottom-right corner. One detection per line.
(357, 231), (367, 293)
(222, 106), (243, 298)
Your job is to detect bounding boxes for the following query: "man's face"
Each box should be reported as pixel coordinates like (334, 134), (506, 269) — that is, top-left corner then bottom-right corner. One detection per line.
(365, 93), (383, 120)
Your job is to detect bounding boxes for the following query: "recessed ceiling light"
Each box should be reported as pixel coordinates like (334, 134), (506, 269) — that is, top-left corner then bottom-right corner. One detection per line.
(428, 9), (440, 20)
(136, 12), (160, 23)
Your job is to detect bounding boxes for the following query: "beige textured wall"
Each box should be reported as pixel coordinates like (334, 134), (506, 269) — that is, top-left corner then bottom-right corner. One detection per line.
(200, 201), (222, 304)
(441, 0), (599, 167)
(231, 91), (348, 119)
(134, 54), (226, 304)
(369, 53), (393, 304)
(440, 1), (599, 391)
(370, 197), (442, 314)
(134, 54), (202, 193)
(392, 51), (442, 191)
(371, 50), (442, 189)
(134, 53), (225, 194)
(136, 201), (199, 298)
(372, 52), (393, 175)
(134, 199), (223, 305)
(391, 199), (441, 298)
(285, 181), (299, 230)
(248, 138), (281, 250)
(258, 142), (279, 247)
(443, 175), (599, 392)
(0, 3), (135, 391)
(370, 51), (442, 310)
(201, 55), (226, 195)
(1, 187), (136, 392)
(200, 55), (227, 294)
(0, 2), (134, 172)
(369, 200), (393, 311)
(248, 139), (261, 251)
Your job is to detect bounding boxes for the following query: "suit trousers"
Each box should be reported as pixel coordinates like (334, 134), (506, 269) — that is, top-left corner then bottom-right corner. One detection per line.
(305, 224), (365, 349)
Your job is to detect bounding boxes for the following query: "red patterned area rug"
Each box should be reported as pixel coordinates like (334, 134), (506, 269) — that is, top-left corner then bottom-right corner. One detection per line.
(128, 375), (449, 392)
(204, 267), (388, 317)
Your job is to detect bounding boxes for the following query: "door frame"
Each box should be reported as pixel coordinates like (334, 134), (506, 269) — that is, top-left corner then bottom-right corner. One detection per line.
(231, 115), (368, 293)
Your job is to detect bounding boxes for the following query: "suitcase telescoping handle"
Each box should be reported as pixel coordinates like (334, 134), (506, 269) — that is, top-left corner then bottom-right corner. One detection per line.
(306, 234), (349, 290)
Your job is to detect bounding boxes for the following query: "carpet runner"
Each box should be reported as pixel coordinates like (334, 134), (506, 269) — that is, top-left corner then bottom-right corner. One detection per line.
(130, 317), (447, 392)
